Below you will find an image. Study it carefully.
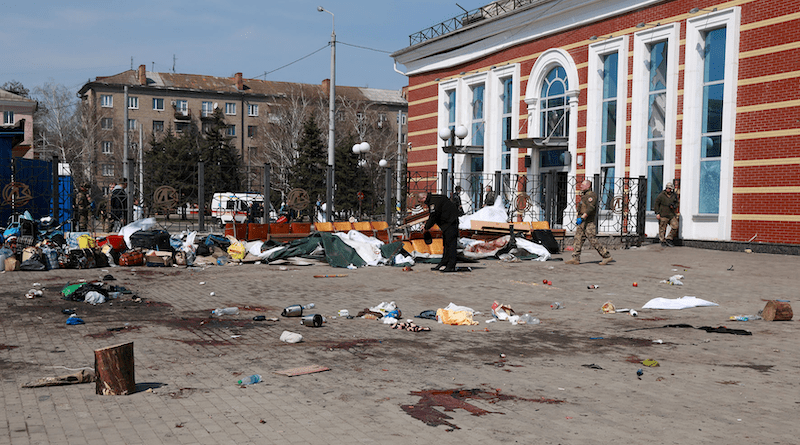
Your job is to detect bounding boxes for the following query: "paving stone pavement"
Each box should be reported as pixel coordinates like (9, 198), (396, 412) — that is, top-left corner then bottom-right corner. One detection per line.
(1, 244), (799, 444)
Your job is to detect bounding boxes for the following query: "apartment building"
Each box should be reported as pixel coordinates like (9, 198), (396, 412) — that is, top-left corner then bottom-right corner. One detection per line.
(78, 66), (408, 194)
(393, 0), (800, 246)
(0, 88), (37, 158)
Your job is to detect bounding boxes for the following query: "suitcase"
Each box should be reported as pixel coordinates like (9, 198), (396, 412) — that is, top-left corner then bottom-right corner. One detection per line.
(532, 229), (560, 254)
(119, 249), (145, 267)
(130, 230), (172, 251)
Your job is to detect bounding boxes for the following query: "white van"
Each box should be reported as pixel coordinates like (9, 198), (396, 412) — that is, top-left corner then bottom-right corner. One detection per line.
(211, 192), (276, 226)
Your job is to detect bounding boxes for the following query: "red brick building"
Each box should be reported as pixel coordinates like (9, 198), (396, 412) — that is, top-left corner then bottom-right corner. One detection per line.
(393, 0), (800, 246)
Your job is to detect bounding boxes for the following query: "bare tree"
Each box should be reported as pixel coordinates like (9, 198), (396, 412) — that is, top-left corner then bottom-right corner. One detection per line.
(33, 82), (80, 165)
(255, 86), (322, 200)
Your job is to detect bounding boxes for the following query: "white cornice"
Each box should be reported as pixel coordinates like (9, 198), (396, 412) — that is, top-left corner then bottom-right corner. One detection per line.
(393, 0), (661, 75)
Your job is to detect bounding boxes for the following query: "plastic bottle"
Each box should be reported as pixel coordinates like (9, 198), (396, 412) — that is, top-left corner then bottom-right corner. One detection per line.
(551, 302), (564, 310)
(213, 307), (239, 316)
(217, 256), (229, 266)
(520, 314), (540, 325)
(237, 374), (261, 385)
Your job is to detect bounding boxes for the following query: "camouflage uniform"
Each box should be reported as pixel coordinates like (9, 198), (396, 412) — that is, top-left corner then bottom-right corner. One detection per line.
(75, 186), (90, 232)
(654, 186), (680, 244)
(569, 189), (612, 264)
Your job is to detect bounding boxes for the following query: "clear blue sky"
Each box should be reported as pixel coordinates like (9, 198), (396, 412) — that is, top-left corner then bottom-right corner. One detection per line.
(2, 0), (487, 94)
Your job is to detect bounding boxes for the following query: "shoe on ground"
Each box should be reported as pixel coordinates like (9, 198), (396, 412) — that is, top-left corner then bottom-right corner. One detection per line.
(666, 240), (674, 247)
(564, 258), (580, 265)
(660, 241), (668, 247)
(431, 265), (444, 271)
(440, 267), (457, 273)
(599, 257), (614, 266)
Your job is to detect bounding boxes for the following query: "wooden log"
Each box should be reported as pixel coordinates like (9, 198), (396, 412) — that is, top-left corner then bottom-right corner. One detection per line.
(94, 342), (135, 395)
(762, 301), (793, 321)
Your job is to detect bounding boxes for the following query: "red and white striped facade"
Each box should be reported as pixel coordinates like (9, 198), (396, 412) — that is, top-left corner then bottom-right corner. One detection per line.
(393, 0), (800, 245)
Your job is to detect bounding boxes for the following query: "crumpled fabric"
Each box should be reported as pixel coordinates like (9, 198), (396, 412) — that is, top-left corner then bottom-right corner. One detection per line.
(280, 330), (303, 343)
(436, 308), (478, 326)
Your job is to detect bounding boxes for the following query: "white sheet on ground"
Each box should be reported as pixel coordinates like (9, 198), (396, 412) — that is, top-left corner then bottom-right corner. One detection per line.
(119, 217), (157, 249)
(514, 237), (551, 261)
(458, 198), (508, 230)
(642, 296), (719, 310)
(334, 230), (385, 266)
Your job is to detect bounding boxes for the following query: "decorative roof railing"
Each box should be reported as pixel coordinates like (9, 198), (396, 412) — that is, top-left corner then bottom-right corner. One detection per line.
(408, 0), (546, 46)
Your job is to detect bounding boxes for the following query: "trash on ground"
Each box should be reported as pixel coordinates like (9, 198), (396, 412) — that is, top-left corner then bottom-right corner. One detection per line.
(642, 296), (718, 310)
(237, 374), (261, 386)
(642, 359), (660, 367)
(491, 301), (515, 320)
(22, 369), (95, 388)
(212, 307), (239, 316)
(279, 331), (303, 343)
(601, 301), (616, 313)
(391, 320), (431, 332)
(66, 315), (85, 325)
(281, 303), (314, 317)
(274, 365), (330, 377)
(762, 300), (793, 321)
(659, 274), (684, 285)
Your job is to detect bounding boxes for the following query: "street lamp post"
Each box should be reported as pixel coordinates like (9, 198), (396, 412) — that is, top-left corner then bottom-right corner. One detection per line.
(318, 6), (336, 222)
(352, 142), (370, 218)
(438, 125), (468, 197)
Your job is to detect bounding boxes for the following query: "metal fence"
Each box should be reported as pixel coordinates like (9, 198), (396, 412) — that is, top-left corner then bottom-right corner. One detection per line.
(405, 170), (647, 244)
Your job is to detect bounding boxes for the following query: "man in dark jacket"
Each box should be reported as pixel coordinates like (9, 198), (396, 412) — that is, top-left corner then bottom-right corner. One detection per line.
(109, 179), (128, 229)
(419, 192), (460, 272)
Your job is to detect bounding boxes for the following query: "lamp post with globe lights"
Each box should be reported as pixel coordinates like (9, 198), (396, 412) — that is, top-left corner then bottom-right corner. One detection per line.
(438, 125), (469, 198)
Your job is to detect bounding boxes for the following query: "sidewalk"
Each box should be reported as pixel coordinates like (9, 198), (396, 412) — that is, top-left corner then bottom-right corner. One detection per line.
(1, 244), (798, 444)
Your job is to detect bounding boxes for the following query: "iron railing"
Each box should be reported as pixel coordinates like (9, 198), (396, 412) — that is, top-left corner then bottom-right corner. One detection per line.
(409, 0), (545, 46)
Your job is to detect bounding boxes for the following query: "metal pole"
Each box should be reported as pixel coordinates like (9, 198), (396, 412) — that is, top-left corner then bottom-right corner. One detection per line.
(396, 112), (403, 208)
(198, 161), (205, 232)
(440, 169), (447, 195)
(139, 125), (144, 217)
(263, 163), (271, 224)
(494, 170), (501, 200)
(637, 175), (647, 242)
(384, 167), (392, 225)
(324, 10), (336, 223)
(123, 86), (132, 225)
(52, 156), (59, 223)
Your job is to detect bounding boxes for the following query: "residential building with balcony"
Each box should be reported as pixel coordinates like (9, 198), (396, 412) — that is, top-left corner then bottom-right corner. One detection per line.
(78, 65), (408, 195)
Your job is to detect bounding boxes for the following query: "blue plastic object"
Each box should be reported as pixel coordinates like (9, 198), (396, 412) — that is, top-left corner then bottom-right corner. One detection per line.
(576, 217), (583, 226)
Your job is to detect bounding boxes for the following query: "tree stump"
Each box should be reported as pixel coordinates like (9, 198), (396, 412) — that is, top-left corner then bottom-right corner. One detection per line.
(762, 301), (793, 321)
(94, 342), (135, 395)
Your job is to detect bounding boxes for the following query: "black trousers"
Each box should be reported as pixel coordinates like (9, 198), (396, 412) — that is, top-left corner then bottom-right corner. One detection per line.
(438, 224), (458, 270)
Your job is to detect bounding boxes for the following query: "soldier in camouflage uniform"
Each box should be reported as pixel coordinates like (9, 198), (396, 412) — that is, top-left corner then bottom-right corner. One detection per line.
(654, 182), (680, 246)
(565, 180), (613, 265)
(75, 183), (91, 232)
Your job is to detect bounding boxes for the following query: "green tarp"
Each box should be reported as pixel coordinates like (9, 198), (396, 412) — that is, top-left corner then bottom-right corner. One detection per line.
(267, 232), (367, 268)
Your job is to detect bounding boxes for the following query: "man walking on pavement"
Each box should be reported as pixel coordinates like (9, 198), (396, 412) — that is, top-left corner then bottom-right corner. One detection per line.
(566, 179), (613, 265)
(655, 182), (680, 247)
(418, 192), (460, 272)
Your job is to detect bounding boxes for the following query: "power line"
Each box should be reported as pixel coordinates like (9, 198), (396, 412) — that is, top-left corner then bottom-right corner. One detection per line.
(338, 41), (392, 54)
(254, 44), (331, 79)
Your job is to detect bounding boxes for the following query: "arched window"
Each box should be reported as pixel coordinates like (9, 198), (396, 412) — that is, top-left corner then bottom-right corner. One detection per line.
(540, 67), (569, 139)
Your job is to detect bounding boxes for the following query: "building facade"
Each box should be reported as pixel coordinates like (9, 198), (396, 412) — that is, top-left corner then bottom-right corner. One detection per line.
(0, 88), (37, 158)
(79, 66), (408, 196)
(393, 0), (800, 246)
